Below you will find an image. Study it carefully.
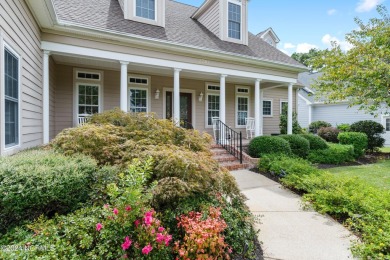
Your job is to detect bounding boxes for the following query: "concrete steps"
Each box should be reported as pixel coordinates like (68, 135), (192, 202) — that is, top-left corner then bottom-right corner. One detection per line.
(210, 145), (251, 171)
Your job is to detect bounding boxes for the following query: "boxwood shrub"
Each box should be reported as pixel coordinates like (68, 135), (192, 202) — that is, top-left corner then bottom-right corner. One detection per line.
(248, 136), (291, 158)
(279, 135), (310, 158)
(350, 120), (385, 151)
(307, 143), (354, 164)
(0, 149), (99, 233)
(338, 132), (368, 158)
(299, 134), (329, 150)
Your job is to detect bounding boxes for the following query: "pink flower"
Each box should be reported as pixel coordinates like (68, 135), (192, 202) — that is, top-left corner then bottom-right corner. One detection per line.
(158, 227), (165, 232)
(144, 211), (153, 226)
(164, 235), (172, 246)
(121, 236), (132, 251)
(96, 223), (103, 231)
(151, 229), (155, 234)
(104, 204), (110, 209)
(134, 219), (140, 227)
(113, 208), (119, 215)
(142, 244), (153, 255)
(125, 205), (132, 211)
(156, 233), (165, 244)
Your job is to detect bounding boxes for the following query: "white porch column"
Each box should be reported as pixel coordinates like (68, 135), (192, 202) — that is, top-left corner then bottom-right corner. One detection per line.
(220, 74), (227, 123)
(308, 105), (313, 125)
(260, 90), (264, 135)
(254, 79), (262, 136)
(287, 83), (294, 134)
(120, 61), (129, 112)
(43, 51), (50, 144)
(173, 68), (181, 125)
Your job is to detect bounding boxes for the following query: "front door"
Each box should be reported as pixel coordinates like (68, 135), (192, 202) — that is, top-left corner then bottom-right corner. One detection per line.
(166, 92), (193, 128)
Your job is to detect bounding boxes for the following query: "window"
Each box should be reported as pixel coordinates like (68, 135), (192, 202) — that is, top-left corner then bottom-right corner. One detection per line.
(4, 47), (19, 148)
(281, 101), (288, 114)
(228, 2), (241, 40)
(386, 118), (390, 131)
(207, 85), (220, 91)
(237, 97), (249, 126)
(263, 100), (272, 116)
(77, 72), (100, 80)
(129, 88), (148, 112)
(136, 0), (155, 20)
(207, 94), (220, 125)
(78, 84), (100, 115)
(129, 76), (148, 85)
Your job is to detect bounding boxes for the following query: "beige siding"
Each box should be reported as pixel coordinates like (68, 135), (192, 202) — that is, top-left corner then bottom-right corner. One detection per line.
(0, 0), (43, 155)
(49, 57), (56, 139)
(54, 65), (73, 136)
(198, 0), (220, 37)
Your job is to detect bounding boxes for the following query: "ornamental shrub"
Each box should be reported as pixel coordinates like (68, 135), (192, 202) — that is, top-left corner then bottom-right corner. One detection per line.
(308, 121), (332, 134)
(307, 143), (355, 164)
(337, 123), (351, 132)
(338, 132), (368, 158)
(317, 127), (341, 143)
(279, 112), (302, 134)
(300, 134), (329, 150)
(259, 154), (319, 177)
(350, 120), (385, 151)
(0, 149), (98, 233)
(248, 136), (291, 158)
(279, 135), (310, 158)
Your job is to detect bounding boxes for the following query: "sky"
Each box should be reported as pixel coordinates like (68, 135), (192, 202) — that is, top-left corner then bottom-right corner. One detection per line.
(176, 0), (388, 55)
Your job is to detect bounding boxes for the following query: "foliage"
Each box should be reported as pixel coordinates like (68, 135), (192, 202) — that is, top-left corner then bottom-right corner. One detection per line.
(338, 132), (368, 158)
(279, 135), (310, 158)
(174, 207), (231, 259)
(0, 149), (98, 233)
(317, 127), (341, 143)
(307, 143), (355, 165)
(350, 120), (385, 151)
(279, 103), (302, 134)
(336, 123), (351, 132)
(248, 136), (292, 158)
(299, 134), (329, 150)
(308, 121), (332, 134)
(310, 5), (390, 113)
(291, 48), (326, 71)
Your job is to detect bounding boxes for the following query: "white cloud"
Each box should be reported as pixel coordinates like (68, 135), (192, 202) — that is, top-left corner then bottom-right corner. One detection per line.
(296, 43), (318, 53)
(283, 43), (296, 49)
(355, 0), (383, 13)
(327, 9), (337, 15)
(322, 34), (353, 51)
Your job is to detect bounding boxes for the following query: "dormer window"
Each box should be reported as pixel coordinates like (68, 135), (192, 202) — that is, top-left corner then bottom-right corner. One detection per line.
(136, 0), (155, 20)
(228, 2), (241, 40)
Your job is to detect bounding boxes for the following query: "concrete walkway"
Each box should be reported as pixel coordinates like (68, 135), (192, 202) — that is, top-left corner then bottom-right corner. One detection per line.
(231, 169), (357, 260)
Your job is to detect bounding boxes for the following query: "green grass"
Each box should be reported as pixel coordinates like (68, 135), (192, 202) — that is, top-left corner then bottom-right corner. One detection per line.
(325, 160), (390, 189)
(380, 147), (390, 153)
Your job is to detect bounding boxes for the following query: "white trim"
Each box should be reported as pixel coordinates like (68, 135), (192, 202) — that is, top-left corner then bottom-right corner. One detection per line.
(128, 74), (151, 113)
(1, 40), (22, 153)
(73, 68), (104, 126)
(262, 98), (273, 117)
(41, 41), (299, 84)
(280, 99), (288, 114)
(43, 51), (50, 144)
(162, 87), (196, 129)
(205, 82), (221, 128)
(235, 86), (250, 128)
(133, 0), (157, 22)
(227, 0), (243, 42)
(298, 93), (312, 105)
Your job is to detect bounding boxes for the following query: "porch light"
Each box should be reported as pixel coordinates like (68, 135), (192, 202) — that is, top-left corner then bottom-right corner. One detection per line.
(155, 89), (160, 99)
(199, 92), (204, 102)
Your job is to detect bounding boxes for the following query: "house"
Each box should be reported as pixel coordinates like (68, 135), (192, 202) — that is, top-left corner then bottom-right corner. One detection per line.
(0, 0), (307, 156)
(298, 72), (390, 146)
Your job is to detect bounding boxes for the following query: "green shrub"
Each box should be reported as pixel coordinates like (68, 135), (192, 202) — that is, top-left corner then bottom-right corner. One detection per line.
(317, 127), (340, 143)
(0, 149), (98, 233)
(350, 120), (385, 151)
(279, 135), (310, 158)
(279, 112), (302, 134)
(307, 143), (355, 164)
(308, 121), (331, 134)
(248, 136), (291, 158)
(300, 134), (329, 150)
(259, 154), (319, 177)
(338, 132), (368, 158)
(337, 123), (351, 132)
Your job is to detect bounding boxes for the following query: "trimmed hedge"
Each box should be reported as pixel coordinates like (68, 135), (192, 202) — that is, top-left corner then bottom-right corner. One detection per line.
(0, 149), (99, 233)
(279, 135), (310, 158)
(248, 136), (291, 158)
(338, 132), (368, 158)
(299, 134), (329, 150)
(317, 127), (340, 143)
(307, 143), (355, 164)
(259, 154), (319, 177)
(308, 121), (331, 134)
(350, 120), (385, 151)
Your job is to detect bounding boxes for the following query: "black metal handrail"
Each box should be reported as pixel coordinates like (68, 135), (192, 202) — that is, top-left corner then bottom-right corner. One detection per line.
(215, 120), (243, 164)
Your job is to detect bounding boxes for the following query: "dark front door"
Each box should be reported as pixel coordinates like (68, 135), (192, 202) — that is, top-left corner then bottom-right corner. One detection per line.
(166, 92), (193, 128)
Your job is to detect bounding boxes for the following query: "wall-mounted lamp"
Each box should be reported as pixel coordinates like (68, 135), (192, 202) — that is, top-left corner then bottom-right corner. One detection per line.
(155, 89), (160, 99)
(199, 92), (204, 102)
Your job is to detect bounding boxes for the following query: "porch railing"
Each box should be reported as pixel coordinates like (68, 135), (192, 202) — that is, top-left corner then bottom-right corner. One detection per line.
(215, 120), (243, 164)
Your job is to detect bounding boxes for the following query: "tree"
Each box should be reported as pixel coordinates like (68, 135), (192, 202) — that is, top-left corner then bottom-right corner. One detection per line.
(279, 103), (302, 134)
(310, 5), (390, 114)
(291, 48), (325, 71)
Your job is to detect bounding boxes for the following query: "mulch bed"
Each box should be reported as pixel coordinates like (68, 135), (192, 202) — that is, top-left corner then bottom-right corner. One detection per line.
(317, 151), (390, 169)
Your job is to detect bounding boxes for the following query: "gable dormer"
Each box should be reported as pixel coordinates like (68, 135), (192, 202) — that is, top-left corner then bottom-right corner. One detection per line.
(119, 0), (165, 27)
(257, 27), (280, 47)
(192, 0), (249, 46)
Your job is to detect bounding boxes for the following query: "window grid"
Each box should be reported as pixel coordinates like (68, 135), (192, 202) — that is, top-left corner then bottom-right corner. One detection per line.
(4, 47), (19, 147)
(237, 97), (248, 126)
(78, 85), (99, 115)
(207, 85), (220, 91)
(77, 72), (100, 80)
(281, 101), (288, 114)
(136, 0), (155, 20)
(228, 2), (241, 40)
(386, 118), (390, 131)
(263, 100), (272, 116)
(129, 77), (148, 85)
(130, 89), (148, 113)
(207, 94), (220, 125)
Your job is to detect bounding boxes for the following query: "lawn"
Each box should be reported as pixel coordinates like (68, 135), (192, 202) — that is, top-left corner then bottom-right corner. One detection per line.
(325, 160), (390, 190)
(380, 147), (390, 153)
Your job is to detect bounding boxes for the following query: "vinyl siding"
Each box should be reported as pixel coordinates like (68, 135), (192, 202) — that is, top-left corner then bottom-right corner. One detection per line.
(298, 95), (310, 128)
(197, 0), (220, 37)
(0, 0), (43, 155)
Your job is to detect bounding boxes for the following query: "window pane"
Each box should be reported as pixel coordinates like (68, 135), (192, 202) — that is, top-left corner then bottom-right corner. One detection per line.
(386, 118), (390, 131)
(78, 85), (99, 115)
(237, 97), (248, 126)
(228, 3), (241, 39)
(136, 0), (155, 20)
(263, 101), (272, 116)
(208, 95), (220, 125)
(130, 89), (148, 113)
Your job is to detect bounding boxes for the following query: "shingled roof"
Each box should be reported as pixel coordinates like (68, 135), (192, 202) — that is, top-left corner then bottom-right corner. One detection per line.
(52, 0), (305, 68)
